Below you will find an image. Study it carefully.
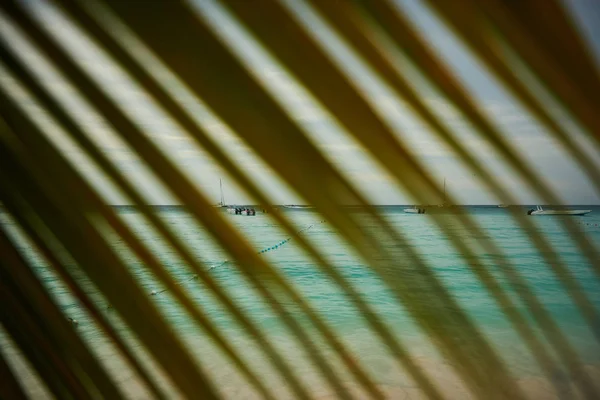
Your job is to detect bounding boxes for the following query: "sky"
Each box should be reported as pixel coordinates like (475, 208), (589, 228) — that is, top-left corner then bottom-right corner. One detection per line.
(1, 0), (599, 205)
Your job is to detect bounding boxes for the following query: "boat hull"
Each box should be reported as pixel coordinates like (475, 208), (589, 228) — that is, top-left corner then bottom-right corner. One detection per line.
(530, 209), (591, 216)
(282, 205), (314, 210)
(227, 207), (256, 215)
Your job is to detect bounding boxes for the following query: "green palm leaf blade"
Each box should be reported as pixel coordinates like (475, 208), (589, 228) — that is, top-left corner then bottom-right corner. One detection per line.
(0, 96), (221, 398)
(0, 196), (169, 400)
(0, 205), (123, 399)
(299, 0), (600, 387)
(39, 2), (439, 397)
(92, 1), (528, 398)
(418, 0), (600, 198)
(0, 3), (373, 398)
(0, 0), (599, 399)
(358, 0), (600, 274)
(0, 42), (314, 399)
(474, 0), (600, 142)
(0, 348), (28, 400)
(38, 3), (502, 400)
(214, 3), (532, 398)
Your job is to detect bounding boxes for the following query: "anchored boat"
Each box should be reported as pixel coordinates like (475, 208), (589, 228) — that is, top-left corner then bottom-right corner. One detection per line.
(282, 205), (314, 210)
(404, 206), (426, 214)
(218, 179), (256, 215)
(527, 206), (591, 216)
(228, 207), (256, 216)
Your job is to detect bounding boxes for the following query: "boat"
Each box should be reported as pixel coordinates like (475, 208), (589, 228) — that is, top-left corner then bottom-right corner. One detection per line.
(227, 207), (256, 216)
(282, 205), (314, 209)
(498, 204), (522, 209)
(241, 208), (256, 216)
(527, 206), (591, 216)
(404, 206), (426, 214)
(218, 180), (256, 215)
(404, 179), (450, 214)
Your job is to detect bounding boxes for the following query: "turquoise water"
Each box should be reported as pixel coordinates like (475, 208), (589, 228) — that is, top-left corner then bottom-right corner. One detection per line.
(2, 206), (600, 399)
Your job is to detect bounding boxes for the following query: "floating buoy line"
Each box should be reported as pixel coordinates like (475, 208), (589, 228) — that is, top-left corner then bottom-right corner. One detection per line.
(149, 219), (326, 297)
(70, 220), (327, 323)
(576, 220), (599, 228)
(65, 216), (596, 325)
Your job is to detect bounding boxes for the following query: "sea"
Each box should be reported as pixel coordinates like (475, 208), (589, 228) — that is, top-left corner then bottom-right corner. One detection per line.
(2, 205), (600, 399)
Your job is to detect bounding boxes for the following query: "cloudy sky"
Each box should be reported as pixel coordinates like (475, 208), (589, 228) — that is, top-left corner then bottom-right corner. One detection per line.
(1, 0), (599, 205)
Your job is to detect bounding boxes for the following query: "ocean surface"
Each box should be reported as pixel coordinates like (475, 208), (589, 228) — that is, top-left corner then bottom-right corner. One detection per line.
(2, 205), (600, 399)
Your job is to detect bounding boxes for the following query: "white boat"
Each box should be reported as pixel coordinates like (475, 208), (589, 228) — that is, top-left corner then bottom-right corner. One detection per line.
(218, 179), (255, 215)
(527, 205), (591, 216)
(404, 206), (425, 214)
(282, 205), (314, 209)
(227, 207), (256, 216)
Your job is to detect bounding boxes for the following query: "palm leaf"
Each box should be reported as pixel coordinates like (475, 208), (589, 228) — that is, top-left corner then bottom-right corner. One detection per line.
(1, 0), (599, 399)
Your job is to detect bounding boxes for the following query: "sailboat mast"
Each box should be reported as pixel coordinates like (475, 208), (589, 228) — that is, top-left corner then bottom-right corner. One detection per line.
(443, 178), (446, 204)
(220, 179), (225, 206)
